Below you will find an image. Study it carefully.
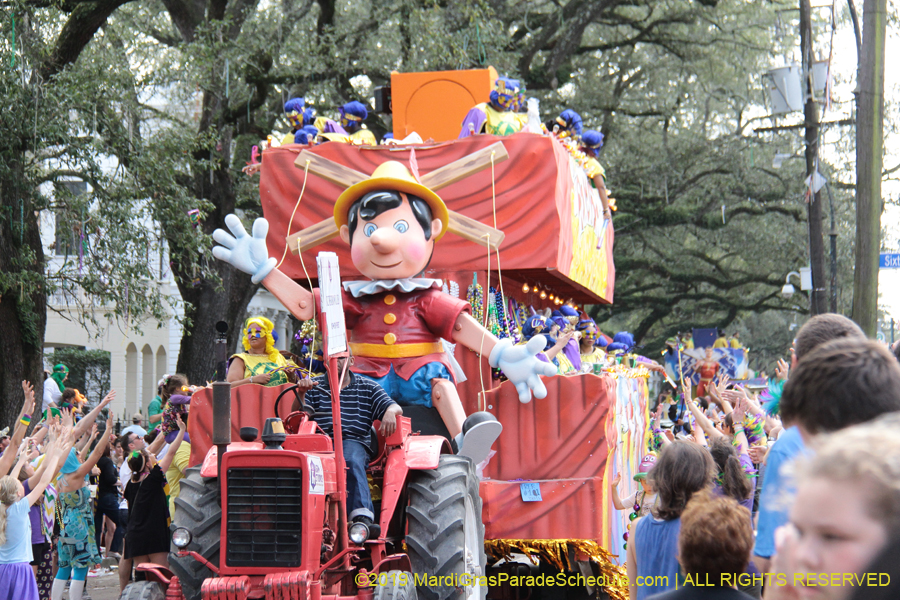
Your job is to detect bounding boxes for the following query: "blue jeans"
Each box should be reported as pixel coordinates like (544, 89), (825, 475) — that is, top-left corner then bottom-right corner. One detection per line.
(94, 493), (119, 554)
(112, 508), (128, 554)
(343, 439), (374, 521)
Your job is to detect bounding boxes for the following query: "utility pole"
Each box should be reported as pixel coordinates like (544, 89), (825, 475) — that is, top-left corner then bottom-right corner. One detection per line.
(800, 0), (828, 316)
(851, 0), (886, 336)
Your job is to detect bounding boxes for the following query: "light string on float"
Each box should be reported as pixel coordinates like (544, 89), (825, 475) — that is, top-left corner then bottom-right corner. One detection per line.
(296, 236), (317, 377)
(276, 159), (311, 269)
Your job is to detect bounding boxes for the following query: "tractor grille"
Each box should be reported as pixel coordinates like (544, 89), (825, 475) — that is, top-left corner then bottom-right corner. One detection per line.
(226, 468), (303, 567)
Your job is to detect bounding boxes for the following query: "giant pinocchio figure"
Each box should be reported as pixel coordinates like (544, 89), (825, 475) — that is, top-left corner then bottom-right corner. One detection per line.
(212, 160), (556, 464)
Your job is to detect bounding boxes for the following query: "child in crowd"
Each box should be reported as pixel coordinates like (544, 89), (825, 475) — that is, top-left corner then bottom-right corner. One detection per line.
(646, 491), (755, 600)
(610, 454), (658, 518)
(52, 391), (116, 600)
(767, 413), (900, 600)
(627, 441), (715, 600)
(1, 428), (72, 600)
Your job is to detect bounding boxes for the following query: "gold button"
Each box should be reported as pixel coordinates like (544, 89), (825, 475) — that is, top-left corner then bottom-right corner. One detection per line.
(384, 313), (397, 325)
(384, 294), (396, 305)
(384, 333), (397, 345)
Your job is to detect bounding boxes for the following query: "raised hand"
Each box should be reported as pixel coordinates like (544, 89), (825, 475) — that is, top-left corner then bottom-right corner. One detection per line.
(716, 374), (730, 395)
(775, 358), (789, 382)
(60, 408), (74, 430)
(100, 390), (116, 408)
(212, 214), (277, 284)
(20, 380), (35, 417)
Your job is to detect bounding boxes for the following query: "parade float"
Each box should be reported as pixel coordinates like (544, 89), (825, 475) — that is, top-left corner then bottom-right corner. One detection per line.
(129, 70), (650, 600)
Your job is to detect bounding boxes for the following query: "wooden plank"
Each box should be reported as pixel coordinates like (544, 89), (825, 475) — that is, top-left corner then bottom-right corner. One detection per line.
(287, 220), (340, 254)
(447, 212), (505, 251)
(420, 142), (509, 191)
(294, 151), (366, 187)
(287, 143), (510, 254)
(288, 210), (504, 255)
(295, 142), (509, 192)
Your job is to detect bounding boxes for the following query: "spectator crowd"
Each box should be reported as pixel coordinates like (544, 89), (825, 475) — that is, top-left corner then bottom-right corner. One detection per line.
(1, 373), (194, 600)
(2, 314), (900, 600)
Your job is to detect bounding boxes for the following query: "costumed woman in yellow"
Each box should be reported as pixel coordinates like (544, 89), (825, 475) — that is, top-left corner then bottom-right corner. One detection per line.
(226, 317), (296, 387)
(576, 318), (606, 371)
(458, 77), (527, 137)
(579, 130), (614, 219)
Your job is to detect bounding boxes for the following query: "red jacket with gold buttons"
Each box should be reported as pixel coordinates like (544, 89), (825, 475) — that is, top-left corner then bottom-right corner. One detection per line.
(342, 284), (470, 381)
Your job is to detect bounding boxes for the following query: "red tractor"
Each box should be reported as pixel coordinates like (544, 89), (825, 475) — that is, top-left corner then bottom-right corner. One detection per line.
(121, 323), (486, 600)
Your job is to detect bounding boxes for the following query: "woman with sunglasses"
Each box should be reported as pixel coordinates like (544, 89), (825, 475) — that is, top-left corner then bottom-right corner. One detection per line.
(226, 316), (297, 387)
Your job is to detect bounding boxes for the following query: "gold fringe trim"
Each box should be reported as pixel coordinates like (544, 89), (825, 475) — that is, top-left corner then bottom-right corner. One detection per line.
(485, 539), (628, 600)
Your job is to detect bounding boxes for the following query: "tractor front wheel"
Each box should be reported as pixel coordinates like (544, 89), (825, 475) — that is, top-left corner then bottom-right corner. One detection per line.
(374, 570), (418, 600)
(168, 467), (220, 600)
(119, 581), (165, 600)
(406, 455), (487, 600)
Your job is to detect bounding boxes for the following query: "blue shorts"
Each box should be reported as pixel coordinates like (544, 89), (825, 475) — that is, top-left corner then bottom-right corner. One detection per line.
(360, 363), (452, 408)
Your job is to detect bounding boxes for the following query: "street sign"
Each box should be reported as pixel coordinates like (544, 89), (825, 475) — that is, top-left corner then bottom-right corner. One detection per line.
(881, 253), (900, 268)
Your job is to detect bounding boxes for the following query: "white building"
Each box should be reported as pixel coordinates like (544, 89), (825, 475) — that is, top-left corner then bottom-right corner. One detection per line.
(41, 201), (294, 419)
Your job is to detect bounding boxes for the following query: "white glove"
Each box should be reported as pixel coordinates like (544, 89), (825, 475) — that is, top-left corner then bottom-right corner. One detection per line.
(489, 336), (558, 403)
(212, 214), (277, 284)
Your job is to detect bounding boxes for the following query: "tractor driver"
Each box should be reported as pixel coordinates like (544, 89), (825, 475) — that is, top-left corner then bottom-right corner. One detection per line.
(292, 353), (402, 527)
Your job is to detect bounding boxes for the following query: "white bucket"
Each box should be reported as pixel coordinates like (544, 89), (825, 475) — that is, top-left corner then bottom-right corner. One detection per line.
(766, 64), (803, 114)
(810, 60), (829, 98)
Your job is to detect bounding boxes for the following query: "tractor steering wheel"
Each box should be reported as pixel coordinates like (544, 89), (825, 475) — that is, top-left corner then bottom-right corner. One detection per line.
(274, 382), (302, 419)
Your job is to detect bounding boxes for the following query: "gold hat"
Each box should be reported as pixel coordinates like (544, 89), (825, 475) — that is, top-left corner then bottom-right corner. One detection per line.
(333, 161), (449, 241)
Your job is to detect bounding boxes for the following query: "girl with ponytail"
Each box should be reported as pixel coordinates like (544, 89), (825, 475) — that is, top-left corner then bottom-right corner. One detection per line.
(1, 428), (73, 600)
(709, 437), (754, 513)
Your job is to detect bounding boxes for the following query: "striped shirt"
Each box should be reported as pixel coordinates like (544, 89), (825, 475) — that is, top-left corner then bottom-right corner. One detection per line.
(303, 372), (397, 443)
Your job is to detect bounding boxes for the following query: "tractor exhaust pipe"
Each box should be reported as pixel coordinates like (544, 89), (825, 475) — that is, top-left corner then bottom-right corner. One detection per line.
(213, 321), (232, 482)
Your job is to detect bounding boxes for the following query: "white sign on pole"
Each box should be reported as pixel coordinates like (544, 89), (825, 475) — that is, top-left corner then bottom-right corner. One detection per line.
(316, 252), (347, 356)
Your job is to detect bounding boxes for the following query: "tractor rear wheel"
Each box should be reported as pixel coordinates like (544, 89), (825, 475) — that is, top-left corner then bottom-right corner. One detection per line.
(406, 455), (487, 600)
(119, 580), (165, 600)
(374, 570), (418, 600)
(168, 467), (220, 600)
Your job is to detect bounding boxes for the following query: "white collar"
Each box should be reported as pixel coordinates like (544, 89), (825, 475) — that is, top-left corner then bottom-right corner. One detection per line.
(343, 278), (442, 298)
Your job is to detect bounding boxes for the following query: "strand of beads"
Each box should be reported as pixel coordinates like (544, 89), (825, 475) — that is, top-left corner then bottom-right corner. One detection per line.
(487, 289), (501, 337)
(467, 276), (484, 325)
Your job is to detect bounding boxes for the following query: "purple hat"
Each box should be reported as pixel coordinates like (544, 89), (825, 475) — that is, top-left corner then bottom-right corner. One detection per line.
(633, 454), (657, 481)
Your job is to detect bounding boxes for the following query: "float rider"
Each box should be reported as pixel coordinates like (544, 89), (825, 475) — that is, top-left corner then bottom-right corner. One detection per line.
(211, 160), (556, 464)
(579, 130), (614, 220)
(458, 76), (527, 138)
(544, 109), (583, 139)
(338, 101), (377, 145)
(281, 97), (317, 145)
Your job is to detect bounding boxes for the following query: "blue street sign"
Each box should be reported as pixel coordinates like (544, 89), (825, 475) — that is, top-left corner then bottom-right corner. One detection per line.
(881, 253), (900, 269)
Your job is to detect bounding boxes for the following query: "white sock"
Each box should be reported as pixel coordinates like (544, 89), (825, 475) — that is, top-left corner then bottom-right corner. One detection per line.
(68, 580), (85, 600)
(51, 579), (67, 600)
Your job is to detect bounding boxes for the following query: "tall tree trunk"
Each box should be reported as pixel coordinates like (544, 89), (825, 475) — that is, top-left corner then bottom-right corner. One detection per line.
(0, 158), (48, 426)
(800, 0), (828, 315)
(171, 116), (259, 385)
(851, 0), (886, 335)
(175, 262), (257, 385)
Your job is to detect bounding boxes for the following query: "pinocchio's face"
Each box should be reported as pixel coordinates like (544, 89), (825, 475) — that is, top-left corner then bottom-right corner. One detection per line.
(341, 197), (442, 281)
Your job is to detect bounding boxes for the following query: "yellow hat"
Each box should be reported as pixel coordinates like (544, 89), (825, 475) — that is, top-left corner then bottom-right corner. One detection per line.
(333, 161), (449, 241)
